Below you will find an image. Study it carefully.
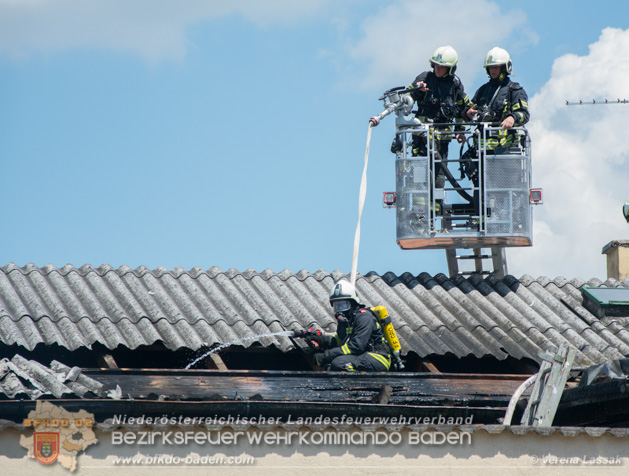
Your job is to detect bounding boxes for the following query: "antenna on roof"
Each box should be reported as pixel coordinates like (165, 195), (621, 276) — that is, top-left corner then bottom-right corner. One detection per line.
(565, 98), (629, 105)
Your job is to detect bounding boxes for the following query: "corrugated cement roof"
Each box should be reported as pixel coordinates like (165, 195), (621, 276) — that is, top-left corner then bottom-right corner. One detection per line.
(1, 263), (629, 366)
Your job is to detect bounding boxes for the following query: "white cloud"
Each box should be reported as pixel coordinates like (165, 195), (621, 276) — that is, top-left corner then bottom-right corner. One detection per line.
(342, 0), (535, 91)
(0, 0), (334, 61)
(509, 27), (629, 280)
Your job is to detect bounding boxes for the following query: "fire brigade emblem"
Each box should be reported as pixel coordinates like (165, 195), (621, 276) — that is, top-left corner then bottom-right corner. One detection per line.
(21, 401), (97, 471)
(34, 432), (60, 464)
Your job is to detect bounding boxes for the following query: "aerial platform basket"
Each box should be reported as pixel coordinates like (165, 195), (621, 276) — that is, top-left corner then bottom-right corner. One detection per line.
(392, 123), (535, 252)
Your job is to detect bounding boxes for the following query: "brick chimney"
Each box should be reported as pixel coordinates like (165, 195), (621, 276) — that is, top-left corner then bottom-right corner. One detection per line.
(602, 240), (629, 280)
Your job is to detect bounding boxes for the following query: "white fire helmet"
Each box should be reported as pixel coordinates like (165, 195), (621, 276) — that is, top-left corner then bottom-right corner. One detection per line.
(430, 46), (458, 73)
(329, 279), (360, 307)
(484, 47), (513, 75)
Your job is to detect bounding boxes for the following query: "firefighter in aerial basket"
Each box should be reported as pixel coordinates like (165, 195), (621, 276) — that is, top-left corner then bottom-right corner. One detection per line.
(392, 46), (472, 188)
(464, 47), (530, 152)
(308, 279), (393, 372)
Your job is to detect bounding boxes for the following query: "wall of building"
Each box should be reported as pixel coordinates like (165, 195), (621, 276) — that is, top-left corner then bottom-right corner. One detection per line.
(1, 426), (628, 476)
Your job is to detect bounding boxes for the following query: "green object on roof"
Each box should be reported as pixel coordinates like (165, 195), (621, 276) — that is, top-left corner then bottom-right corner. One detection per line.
(581, 287), (629, 307)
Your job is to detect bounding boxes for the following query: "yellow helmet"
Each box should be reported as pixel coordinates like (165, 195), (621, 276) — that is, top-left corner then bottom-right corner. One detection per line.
(484, 47), (512, 75)
(430, 46), (458, 73)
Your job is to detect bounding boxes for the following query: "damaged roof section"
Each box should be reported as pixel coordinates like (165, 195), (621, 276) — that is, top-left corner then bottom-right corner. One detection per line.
(1, 263), (629, 366)
(0, 354), (103, 399)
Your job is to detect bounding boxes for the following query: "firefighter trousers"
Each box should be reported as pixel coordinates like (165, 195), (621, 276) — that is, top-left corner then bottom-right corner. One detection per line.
(329, 352), (391, 372)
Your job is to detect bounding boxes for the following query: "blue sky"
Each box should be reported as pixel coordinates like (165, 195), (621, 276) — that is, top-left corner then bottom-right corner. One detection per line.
(1, 0), (628, 280)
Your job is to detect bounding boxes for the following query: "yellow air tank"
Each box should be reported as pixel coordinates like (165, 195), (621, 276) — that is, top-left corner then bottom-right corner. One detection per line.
(371, 305), (404, 370)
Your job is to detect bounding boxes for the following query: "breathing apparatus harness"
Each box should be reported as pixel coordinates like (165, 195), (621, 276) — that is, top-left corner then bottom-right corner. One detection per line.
(458, 78), (520, 183)
(413, 73), (461, 123)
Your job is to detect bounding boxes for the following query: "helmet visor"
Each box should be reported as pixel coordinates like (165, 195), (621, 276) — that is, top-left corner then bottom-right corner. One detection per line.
(333, 300), (351, 313)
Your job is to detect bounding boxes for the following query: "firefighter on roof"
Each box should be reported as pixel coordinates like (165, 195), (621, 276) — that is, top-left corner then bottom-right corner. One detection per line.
(465, 47), (530, 150)
(310, 279), (391, 372)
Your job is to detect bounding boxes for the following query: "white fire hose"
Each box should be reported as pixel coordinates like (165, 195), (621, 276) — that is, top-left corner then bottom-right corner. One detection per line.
(350, 122), (373, 287)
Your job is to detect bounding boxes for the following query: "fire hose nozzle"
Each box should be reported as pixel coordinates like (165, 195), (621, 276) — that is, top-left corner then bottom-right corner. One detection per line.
(292, 327), (322, 338)
(369, 107), (393, 127)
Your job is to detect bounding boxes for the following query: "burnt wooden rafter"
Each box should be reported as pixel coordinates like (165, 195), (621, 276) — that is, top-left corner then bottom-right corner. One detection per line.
(80, 369), (529, 411)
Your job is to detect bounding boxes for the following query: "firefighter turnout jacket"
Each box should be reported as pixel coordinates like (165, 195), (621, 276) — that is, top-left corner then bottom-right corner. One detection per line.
(321, 306), (391, 372)
(468, 76), (529, 150)
(409, 70), (471, 125)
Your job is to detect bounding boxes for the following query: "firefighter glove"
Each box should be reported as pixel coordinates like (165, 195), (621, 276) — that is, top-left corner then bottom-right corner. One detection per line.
(307, 334), (333, 350)
(313, 352), (330, 367)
